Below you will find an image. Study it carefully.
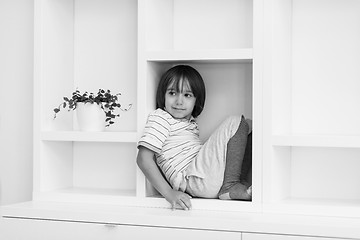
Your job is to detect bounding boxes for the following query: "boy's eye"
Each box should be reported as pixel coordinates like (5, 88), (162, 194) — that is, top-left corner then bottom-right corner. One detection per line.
(168, 90), (176, 96)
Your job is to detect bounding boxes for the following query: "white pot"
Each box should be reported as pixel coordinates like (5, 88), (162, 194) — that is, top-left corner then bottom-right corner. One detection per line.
(76, 102), (105, 131)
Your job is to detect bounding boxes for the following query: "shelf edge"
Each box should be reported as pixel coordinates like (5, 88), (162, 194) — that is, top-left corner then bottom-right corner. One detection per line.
(146, 48), (253, 62)
(40, 131), (138, 143)
(272, 135), (360, 148)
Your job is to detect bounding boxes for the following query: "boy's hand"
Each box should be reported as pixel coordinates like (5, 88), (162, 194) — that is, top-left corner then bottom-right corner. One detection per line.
(165, 189), (192, 211)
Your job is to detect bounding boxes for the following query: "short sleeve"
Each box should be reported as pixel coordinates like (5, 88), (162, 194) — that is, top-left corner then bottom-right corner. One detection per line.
(137, 110), (171, 154)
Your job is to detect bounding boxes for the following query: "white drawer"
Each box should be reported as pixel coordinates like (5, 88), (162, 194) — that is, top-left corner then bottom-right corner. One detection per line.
(242, 233), (348, 240)
(2, 217), (242, 240)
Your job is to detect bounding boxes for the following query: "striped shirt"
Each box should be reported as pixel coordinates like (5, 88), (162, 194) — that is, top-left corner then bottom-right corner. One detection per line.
(138, 108), (202, 191)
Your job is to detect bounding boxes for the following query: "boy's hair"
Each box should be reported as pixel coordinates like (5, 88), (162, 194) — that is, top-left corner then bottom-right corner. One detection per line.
(156, 65), (206, 118)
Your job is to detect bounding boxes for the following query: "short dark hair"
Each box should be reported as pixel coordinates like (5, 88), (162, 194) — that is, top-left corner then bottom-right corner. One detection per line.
(156, 65), (206, 118)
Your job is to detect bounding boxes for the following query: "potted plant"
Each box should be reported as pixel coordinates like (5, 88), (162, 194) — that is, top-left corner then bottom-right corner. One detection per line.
(53, 89), (131, 131)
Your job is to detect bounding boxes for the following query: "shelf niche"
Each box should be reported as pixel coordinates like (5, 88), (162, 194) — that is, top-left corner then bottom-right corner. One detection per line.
(145, 0), (253, 51)
(34, 141), (137, 202)
(39, 0), (137, 132)
(140, 60), (255, 211)
(268, 146), (360, 217)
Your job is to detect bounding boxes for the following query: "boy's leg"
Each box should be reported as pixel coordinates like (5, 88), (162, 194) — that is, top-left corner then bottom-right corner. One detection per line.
(218, 116), (252, 200)
(185, 116), (245, 198)
(240, 132), (252, 187)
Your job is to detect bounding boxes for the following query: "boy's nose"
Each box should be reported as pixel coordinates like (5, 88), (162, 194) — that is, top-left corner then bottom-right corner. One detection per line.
(176, 95), (184, 105)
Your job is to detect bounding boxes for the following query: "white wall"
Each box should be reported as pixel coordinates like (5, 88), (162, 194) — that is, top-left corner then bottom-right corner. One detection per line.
(0, 0), (34, 205)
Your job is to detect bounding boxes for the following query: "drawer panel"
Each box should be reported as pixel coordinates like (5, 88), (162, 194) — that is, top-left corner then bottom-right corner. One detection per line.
(2, 217), (241, 240)
(242, 233), (347, 240)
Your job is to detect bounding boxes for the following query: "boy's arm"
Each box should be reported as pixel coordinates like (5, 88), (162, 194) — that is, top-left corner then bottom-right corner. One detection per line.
(136, 146), (192, 210)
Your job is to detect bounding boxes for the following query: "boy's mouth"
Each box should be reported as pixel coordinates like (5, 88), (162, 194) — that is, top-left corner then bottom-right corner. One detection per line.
(172, 107), (186, 111)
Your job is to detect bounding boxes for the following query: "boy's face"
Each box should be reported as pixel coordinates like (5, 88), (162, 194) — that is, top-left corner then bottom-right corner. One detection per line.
(164, 78), (196, 120)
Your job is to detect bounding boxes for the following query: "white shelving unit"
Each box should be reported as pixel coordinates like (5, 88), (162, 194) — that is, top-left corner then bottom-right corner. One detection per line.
(3, 0), (360, 239)
(262, 0), (360, 218)
(32, 0), (139, 205)
(136, 0), (263, 212)
(27, 0), (264, 212)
